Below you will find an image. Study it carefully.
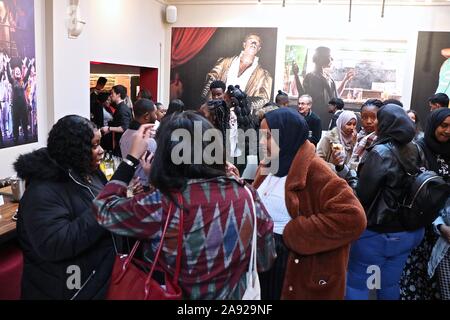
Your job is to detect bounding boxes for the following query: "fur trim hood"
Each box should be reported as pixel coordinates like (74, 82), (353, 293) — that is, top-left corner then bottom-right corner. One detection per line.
(14, 148), (67, 182)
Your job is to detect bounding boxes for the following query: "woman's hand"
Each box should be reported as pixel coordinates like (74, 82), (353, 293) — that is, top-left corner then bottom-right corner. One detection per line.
(140, 151), (154, 177)
(100, 126), (109, 135)
(440, 225), (450, 243)
(343, 69), (355, 82)
(226, 162), (240, 178)
(331, 149), (346, 167)
(129, 124), (155, 159)
(127, 177), (144, 197)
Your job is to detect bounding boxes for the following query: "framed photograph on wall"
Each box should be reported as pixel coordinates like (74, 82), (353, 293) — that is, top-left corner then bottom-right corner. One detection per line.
(0, 0), (37, 149)
(411, 31), (450, 127)
(170, 27), (278, 113)
(283, 38), (407, 128)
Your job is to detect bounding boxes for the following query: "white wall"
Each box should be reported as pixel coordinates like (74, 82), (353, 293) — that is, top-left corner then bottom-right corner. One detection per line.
(50, 0), (90, 120)
(164, 3), (450, 108)
(87, 0), (165, 71)
(50, 0), (167, 120)
(87, 0), (167, 104)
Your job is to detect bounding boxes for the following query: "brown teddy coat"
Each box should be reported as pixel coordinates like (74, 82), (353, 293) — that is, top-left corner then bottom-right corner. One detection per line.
(253, 140), (366, 300)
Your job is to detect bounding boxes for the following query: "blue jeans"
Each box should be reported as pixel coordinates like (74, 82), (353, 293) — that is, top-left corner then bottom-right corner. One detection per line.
(345, 228), (424, 300)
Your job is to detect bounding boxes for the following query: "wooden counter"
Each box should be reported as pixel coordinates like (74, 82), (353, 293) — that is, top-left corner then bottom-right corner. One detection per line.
(0, 186), (19, 241)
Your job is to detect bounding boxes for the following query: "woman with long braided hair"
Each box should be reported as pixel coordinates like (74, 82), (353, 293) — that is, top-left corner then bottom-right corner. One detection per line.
(200, 99), (230, 149)
(227, 85), (257, 174)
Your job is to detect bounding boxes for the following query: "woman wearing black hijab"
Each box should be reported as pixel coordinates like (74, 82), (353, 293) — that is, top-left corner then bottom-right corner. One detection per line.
(418, 108), (450, 178)
(400, 108), (450, 300)
(253, 108), (366, 300)
(346, 104), (426, 300)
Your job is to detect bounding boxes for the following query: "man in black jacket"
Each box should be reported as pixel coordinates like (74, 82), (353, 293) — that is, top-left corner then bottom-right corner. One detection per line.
(298, 94), (322, 146)
(101, 85), (132, 157)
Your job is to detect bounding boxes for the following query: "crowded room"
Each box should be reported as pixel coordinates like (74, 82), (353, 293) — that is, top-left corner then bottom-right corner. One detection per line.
(0, 0), (449, 303)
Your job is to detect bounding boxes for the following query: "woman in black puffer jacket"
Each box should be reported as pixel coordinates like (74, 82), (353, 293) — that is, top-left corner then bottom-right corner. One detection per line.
(15, 115), (115, 300)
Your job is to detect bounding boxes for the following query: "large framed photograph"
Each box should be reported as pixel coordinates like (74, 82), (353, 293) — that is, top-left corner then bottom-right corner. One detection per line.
(283, 38), (407, 128)
(0, 0), (37, 149)
(411, 31), (450, 126)
(170, 27), (278, 112)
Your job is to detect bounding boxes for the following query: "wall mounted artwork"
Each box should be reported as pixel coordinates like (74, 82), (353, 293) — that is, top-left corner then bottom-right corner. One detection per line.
(170, 27), (277, 113)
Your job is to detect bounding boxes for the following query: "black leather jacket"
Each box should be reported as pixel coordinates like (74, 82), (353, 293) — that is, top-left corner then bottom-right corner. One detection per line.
(350, 141), (420, 233)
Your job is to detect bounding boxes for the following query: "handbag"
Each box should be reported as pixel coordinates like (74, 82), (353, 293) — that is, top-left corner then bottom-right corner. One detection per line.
(106, 194), (184, 300)
(242, 186), (261, 300)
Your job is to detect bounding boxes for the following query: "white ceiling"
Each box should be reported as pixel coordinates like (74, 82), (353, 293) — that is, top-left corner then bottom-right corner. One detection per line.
(164, 0), (450, 5)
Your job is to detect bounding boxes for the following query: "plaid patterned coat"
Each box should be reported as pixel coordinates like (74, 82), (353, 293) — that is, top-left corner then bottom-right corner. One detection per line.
(93, 168), (276, 300)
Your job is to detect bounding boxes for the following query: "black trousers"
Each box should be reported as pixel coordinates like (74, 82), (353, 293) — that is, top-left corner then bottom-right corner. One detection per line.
(12, 105), (28, 143)
(259, 233), (290, 300)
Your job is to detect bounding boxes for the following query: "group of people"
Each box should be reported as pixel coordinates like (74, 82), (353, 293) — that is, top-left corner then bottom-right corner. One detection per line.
(12, 71), (450, 300)
(89, 77), (167, 157)
(0, 52), (36, 146)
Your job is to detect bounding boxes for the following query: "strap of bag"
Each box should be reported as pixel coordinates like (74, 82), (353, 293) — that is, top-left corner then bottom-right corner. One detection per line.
(172, 193), (184, 284)
(387, 143), (420, 176)
(124, 239), (142, 270)
(111, 234), (119, 255)
(144, 194), (184, 291)
(365, 187), (383, 218)
(243, 186), (258, 279)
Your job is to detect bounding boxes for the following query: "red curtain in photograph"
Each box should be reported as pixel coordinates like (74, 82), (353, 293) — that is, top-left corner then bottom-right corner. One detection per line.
(171, 27), (217, 69)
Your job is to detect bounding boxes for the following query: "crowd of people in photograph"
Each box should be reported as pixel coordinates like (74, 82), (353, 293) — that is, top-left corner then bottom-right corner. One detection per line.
(0, 52), (36, 146)
(12, 72), (450, 300)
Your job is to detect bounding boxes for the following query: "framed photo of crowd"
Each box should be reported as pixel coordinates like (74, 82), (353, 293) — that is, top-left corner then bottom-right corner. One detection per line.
(0, 0), (37, 149)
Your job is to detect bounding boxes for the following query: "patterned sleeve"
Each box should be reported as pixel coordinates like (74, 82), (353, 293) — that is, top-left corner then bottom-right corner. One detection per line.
(93, 179), (164, 240)
(250, 187), (276, 272)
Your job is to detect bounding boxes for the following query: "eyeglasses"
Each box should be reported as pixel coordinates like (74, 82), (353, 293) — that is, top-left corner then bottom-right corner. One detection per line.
(298, 102), (311, 106)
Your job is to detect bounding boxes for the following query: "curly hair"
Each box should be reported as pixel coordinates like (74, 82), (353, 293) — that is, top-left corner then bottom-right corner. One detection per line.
(47, 115), (96, 178)
(207, 99), (230, 145)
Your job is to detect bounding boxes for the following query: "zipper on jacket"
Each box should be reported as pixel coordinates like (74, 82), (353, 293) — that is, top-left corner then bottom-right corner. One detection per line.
(70, 269), (96, 301)
(68, 171), (96, 199)
(68, 171), (99, 300)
